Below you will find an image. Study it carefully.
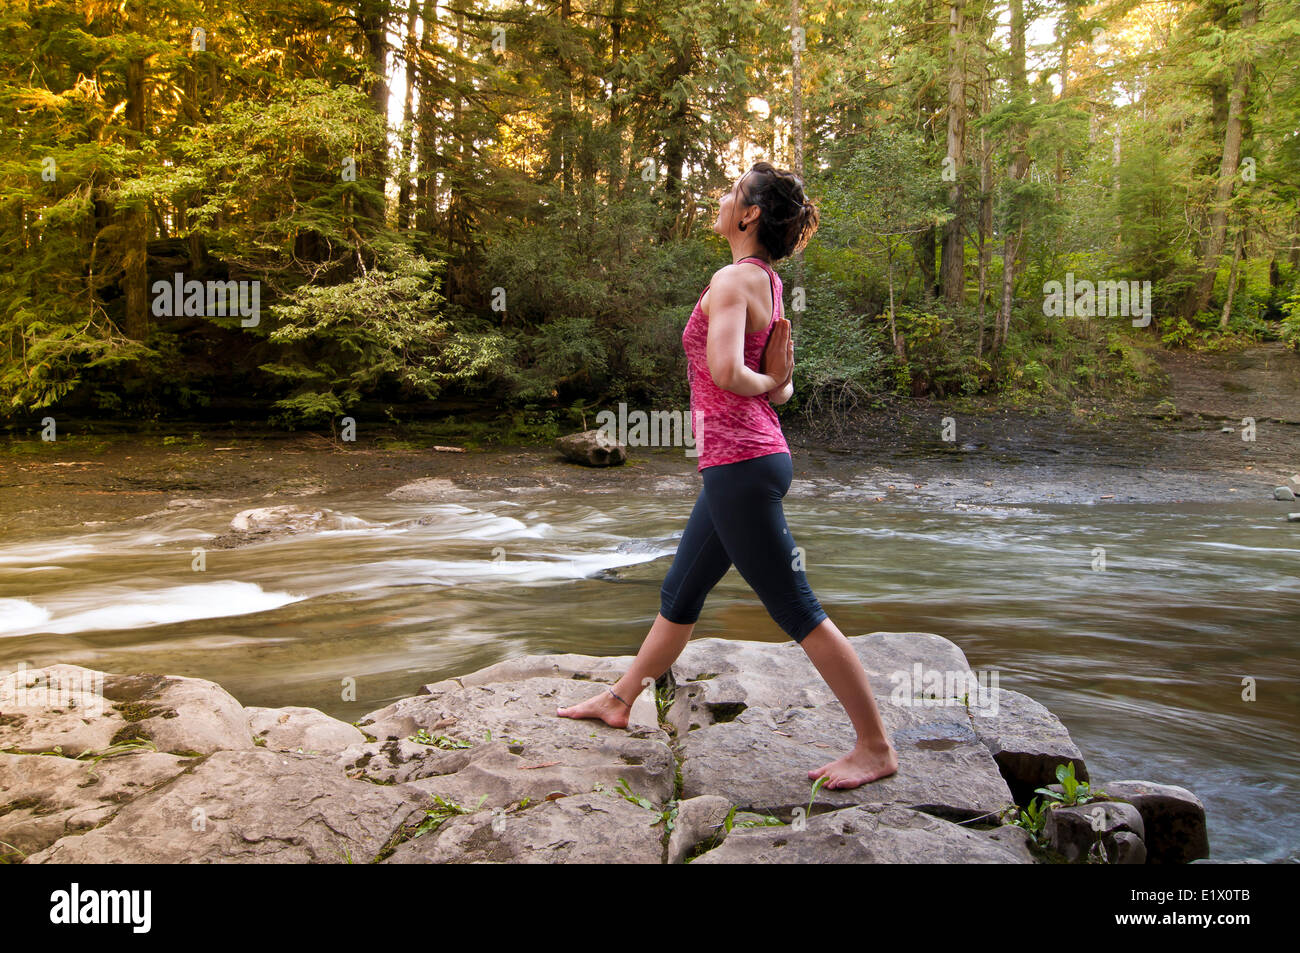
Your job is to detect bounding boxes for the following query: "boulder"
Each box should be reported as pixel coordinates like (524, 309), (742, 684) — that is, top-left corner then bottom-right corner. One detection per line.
(671, 633), (1015, 822)
(1042, 800), (1145, 864)
(208, 505), (333, 547)
(678, 702), (1014, 822)
(1, 667), (252, 757)
(1, 664), (124, 757)
(1095, 779), (1209, 864)
(555, 429), (626, 467)
(355, 676), (675, 812)
(24, 749), (429, 864)
(246, 705), (366, 754)
(691, 803), (1034, 863)
(667, 795), (732, 864)
(383, 791), (663, 864)
(970, 687), (1089, 806)
(0, 749), (193, 861)
(1274, 485), (1296, 501)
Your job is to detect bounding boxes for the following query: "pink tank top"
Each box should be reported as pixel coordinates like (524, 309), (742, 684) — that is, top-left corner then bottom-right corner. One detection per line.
(682, 256), (791, 471)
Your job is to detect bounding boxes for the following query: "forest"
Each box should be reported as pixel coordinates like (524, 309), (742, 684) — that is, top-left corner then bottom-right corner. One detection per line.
(2, 0), (1297, 435)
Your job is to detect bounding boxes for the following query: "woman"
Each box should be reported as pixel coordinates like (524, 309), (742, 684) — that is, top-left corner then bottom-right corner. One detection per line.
(558, 162), (898, 790)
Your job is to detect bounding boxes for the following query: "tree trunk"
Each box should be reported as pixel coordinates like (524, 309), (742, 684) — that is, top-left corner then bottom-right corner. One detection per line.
(993, 0), (1028, 355)
(1185, 0), (1257, 318)
(1220, 225), (1245, 330)
(397, 0), (419, 230)
(790, 0), (807, 288)
(121, 5), (149, 340)
(940, 0), (967, 304)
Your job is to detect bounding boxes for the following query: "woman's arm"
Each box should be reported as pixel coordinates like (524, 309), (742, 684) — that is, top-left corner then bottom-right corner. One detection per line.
(769, 379), (794, 405)
(705, 267), (781, 397)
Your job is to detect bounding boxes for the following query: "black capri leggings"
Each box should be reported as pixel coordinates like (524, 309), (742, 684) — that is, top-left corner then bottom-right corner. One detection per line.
(659, 450), (828, 643)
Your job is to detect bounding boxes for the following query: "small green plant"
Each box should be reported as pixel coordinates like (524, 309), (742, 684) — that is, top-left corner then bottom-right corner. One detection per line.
(75, 738), (159, 781)
(806, 775), (829, 820)
(408, 728), (472, 749)
(1009, 797), (1048, 840)
(411, 794), (487, 839)
(722, 805), (785, 832)
(1034, 762), (1103, 807)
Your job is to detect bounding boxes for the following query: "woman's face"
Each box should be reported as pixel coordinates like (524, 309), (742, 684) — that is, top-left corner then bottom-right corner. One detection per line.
(714, 172), (751, 235)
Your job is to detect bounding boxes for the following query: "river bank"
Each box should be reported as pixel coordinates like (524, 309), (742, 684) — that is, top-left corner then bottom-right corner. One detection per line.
(2, 634), (1210, 864)
(3, 345), (1297, 534)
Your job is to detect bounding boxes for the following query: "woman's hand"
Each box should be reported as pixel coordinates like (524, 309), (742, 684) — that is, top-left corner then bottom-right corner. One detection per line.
(761, 317), (794, 389)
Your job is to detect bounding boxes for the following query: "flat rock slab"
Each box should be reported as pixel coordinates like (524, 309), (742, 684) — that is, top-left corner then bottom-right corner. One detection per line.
(1, 666), (253, 757)
(384, 792), (663, 864)
(691, 803), (1035, 863)
(679, 701), (1013, 821)
(25, 749), (429, 864)
(1, 664), (125, 757)
(0, 750), (194, 861)
(246, 705), (366, 754)
(356, 677), (674, 811)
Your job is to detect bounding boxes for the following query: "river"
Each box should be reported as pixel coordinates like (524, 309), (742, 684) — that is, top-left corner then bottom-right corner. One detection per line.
(1, 449), (1296, 862)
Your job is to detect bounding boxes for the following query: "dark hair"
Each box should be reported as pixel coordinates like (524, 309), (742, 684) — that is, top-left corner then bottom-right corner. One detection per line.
(741, 161), (819, 261)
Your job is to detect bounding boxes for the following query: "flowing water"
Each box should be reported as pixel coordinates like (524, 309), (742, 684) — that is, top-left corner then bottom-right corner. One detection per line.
(1, 475), (1297, 862)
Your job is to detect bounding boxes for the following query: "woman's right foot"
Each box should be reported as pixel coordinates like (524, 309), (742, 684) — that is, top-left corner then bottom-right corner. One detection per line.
(556, 686), (632, 728)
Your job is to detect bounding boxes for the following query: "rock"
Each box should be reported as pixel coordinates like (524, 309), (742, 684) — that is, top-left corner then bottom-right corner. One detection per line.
(208, 505), (333, 547)
(1275, 485), (1297, 501)
(1, 666), (252, 756)
(1287, 513), (1300, 522)
(555, 429), (626, 467)
(245, 706), (366, 754)
(1095, 779), (1210, 864)
(384, 791), (663, 864)
(980, 822), (1041, 862)
(24, 749), (429, 864)
(671, 633), (1015, 822)
(0, 750), (193, 861)
(970, 687), (1089, 806)
(229, 504), (325, 533)
(1109, 830), (1148, 864)
(8, 633), (1212, 864)
(386, 477), (468, 501)
(355, 676), (675, 812)
(1, 664), (124, 757)
(336, 738), (474, 784)
(678, 703), (1013, 822)
(453, 652), (631, 689)
(101, 672), (254, 754)
(1042, 800), (1145, 863)
(691, 803), (1034, 863)
(667, 795), (732, 864)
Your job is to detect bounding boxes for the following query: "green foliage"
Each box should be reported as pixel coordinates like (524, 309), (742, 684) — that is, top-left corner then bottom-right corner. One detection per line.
(1284, 290), (1300, 349)
(3, 0), (1299, 423)
(1034, 762), (1103, 807)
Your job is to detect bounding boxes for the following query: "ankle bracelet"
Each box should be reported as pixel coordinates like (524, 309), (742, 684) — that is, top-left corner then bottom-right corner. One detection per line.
(607, 686), (631, 707)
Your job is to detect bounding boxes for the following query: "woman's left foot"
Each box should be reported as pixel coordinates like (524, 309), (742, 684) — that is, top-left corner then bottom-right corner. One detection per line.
(808, 742), (898, 790)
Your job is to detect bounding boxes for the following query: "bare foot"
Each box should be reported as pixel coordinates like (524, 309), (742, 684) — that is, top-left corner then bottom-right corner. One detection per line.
(556, 686), (631, 729)
(808, 742), (899, 790)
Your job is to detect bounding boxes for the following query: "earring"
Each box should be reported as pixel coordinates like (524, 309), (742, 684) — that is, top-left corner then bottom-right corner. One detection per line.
(738, 222), (746, 231)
